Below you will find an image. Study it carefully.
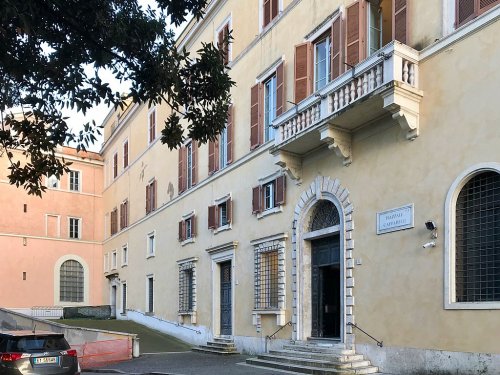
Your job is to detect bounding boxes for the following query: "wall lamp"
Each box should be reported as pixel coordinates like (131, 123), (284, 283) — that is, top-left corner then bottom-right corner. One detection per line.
(422, 220), (437, 248)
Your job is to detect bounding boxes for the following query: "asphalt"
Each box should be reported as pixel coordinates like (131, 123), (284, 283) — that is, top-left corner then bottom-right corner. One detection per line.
(82, 351), (300, 375)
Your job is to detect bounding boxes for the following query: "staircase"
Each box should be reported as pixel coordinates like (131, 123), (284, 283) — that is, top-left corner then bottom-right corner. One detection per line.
(246, 341), (381, 374)
(192, 337), (240, 355)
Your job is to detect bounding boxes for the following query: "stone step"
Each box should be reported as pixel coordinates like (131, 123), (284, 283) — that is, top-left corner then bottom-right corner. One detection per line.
(206, 341), (236, 349)
(257, 354), (371, 370)
(213, 337), (235, 343)
(269, 349), (365, 363)
(192, 346), (240, 355)
(246, 358), (380, 375)
(283, 344), (355, 356)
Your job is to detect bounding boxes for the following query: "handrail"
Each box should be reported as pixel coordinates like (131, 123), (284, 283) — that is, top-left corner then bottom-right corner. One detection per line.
(347, 322), (383, 347)
(265, 320), (292, 352)
(127, 309), (201, 334)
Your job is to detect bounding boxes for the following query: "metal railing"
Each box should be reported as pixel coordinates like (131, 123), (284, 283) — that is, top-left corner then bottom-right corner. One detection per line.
(347, 322), (383, 347)
(265, 320), (292, 352)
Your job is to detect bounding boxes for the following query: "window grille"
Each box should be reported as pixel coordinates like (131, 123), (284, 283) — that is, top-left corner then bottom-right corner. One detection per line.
(254, 240), (285, 310)
(309, 200), (340, 231)
(60, 260), (84, 302)
(122, 283), (127, 314)
(456, 171), (500, 302)
(179, 262), (196, 313)
(147, 277), (154, 312)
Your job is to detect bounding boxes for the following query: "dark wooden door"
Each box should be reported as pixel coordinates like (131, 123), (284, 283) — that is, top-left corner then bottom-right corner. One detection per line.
(311, 236), (341, 338)
(220, 261), (232, 335)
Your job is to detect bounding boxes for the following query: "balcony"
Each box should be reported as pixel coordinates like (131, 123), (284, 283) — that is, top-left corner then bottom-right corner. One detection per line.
(271, 41), (422, 182)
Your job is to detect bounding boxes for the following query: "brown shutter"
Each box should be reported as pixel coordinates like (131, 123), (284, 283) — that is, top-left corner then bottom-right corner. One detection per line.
(214, 137), (220, 171)
(178, 147), (185, 193)
(153, 180), (157, 210)
(393, 0), (408, 44)
(346, 1), (366, 67)
(294, 42), (312, 103)
(223, 24), (230, 64)
(227, 198), (232, 224)
(275, 175), (286, 205)
(208, 141), (216, 174)
(271, 0), (279, 20)
(146, 184), (151, 214)
(252, 186), (262, 214)
(192, 141), (197, 185)
(276, 61), (285, 116)
(227, 105), (234, 164)
(208, 205), (216, 229)
(178, 220), (184, 242)
(479, 0), (500, 14)
(192, 215), (197, 237)
(456, 0), (476, 27)
(331, 15), (343, 80)
(250, 83), (262, 150)
(263, 0), (271, 27)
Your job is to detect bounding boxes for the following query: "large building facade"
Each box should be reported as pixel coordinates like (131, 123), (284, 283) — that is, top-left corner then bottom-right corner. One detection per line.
(0, 146), (104, 314)
(100, 0), (500, 373)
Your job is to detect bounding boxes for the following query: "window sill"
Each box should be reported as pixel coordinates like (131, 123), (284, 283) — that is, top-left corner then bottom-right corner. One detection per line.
(146, 254), (155, 259)
(214, 224), (231, 234)
(445, 301), (500, 310)
(257, 205), (283, 219)
(181, 237), (195, 246)
(252, 309), (286, 326)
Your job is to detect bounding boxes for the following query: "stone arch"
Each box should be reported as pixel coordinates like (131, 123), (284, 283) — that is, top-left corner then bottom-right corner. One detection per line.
(291, 175), (355, 348)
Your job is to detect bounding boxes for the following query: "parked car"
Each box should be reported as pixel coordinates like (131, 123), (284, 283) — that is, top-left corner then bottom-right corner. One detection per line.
(0, 330), (79, 374)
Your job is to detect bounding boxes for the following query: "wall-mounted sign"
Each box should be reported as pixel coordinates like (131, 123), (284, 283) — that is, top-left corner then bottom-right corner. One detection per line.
(377, 204), (414, 234)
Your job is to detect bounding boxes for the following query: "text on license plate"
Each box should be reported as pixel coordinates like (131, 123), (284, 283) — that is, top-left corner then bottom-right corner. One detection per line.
(34, 357), (58, 364)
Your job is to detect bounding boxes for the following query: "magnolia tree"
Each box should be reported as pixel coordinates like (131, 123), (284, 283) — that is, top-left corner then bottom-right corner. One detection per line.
(0, 0), (233, 195)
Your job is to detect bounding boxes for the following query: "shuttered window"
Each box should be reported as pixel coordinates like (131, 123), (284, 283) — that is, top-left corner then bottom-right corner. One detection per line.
(146, 180), (157, 214)
(179, 215), (197, 242)
(179, 141), (197, 193)
(208, 198), (232, 230)
(218, 23), (230, 65)
(148, 109), (156, 144)
(113, 153), (118, 179)
(123, 140), (129, 169)
(456, 0), (500, 27)
(209, 106), (233, 173)
(346, 1), (366, 67)
(250, 83), (263, 149)
(393, 0), (408, 43)
(120, 200), (129, 230)
(252, 175), (286, 214)
(263, 0), (279, 28)
(110, 208), (118, 235)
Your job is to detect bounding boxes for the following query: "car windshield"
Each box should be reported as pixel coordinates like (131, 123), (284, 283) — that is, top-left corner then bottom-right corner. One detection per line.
(7, 336), (69, 352)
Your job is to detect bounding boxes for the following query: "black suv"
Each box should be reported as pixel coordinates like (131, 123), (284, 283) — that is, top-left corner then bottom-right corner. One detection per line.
(0, 330), (79, 374)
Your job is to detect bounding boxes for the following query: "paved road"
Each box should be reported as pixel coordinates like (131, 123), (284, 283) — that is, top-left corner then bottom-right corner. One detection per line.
(82, 351), (299, 375)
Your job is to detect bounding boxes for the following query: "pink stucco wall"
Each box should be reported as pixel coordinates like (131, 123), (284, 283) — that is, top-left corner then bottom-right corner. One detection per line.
(0, 147), (104, 308)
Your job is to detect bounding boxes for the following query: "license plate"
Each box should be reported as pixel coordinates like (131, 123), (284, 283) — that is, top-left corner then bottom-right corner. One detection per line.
(34, 356), (58, 364)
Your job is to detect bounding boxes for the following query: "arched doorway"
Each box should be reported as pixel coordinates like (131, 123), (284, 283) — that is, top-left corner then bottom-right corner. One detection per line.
(291, 176), (355, 347)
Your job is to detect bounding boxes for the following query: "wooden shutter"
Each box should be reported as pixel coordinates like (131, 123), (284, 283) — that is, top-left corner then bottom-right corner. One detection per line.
(227, 105), (234, 164)
(153, 180), (157, 210)
(178, 221), (184, 242)
(208, 140), (216, 174)
(226, 198), (233, 224)
(178, 147), (185, 193)
(263, 0), (271, 27)
(294, 42), (312, 103)
(479, 0), (500, 14)
(223, 24), (230, 64)
(271, 0), (279, 20)
(275, 175), (286, 205)
(192, 141), (197, 185)
(146, 184), (151, 214)
(123, 141), (129, 168)
(456, 0), (476, 27)
(208, 205), (216, 229)
(393, 0), (408, 44)
(250, 83), (262, 150)
(331, 15), (343, 80)
(252, 186), (262, 214)
(346, 1), (366, 67)
(276, 61), (285, 116)
(192, 215), (197, 237)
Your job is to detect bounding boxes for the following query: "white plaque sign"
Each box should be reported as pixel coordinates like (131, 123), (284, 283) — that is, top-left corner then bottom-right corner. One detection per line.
(377, 204), (414, 234)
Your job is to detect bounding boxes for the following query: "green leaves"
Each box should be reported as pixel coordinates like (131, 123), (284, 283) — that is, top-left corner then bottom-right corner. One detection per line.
(0, 0), (233, 195)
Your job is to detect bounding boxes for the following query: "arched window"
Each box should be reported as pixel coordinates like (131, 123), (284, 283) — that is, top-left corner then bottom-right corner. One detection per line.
(60, 260), (84, 302)
(455, 171), (500, 303)
(309, 200), (340, 231)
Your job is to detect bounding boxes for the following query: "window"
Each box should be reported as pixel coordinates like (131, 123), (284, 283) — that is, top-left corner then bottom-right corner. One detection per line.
(47, 175), (59, 189)
(146, 179), (157, 214)
(178, 261), (197, 313)
(256, 250), (279, 309)
(253, 175), (286, 215)
(147, 275), (154, 313)
(251, 63), (284, 149)
(69, 170), (80, 191)
(178, 141), (197, 193)
(262, 0), (280, 28)
(314, 35), (330, 91)
(111, 251), (117, 270)
(455, 172), (500, 303)
(123, 140), (129, 169)
(122, 245), (128, 266)
(367, 0), (382, 56)
(110, 208), (118, 235)
(60, 260), (84, 302)
(208, 196), (232, 231)
(179, 213), (196, 243)
(113, 152), (118, 179)
(217, 21), (231, 65)
(209, 105), (233, 173)
(455, 0), (499, 28)
(120, 200), (129, 230)
(147, 232), (155, 257)
(68, 217), (81, 239)
(122, 282), (127, 314)
(148, 109), (156, 144)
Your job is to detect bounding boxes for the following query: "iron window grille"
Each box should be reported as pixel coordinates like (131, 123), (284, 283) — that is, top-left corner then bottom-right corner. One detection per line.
(254, 239), (285, 310)
(178, 262), (196, 313)
(455, 171), (500, 302)
(147, 276), (154, 313)
(60, 260), (84, 302)
(309, 200), (340, 231)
